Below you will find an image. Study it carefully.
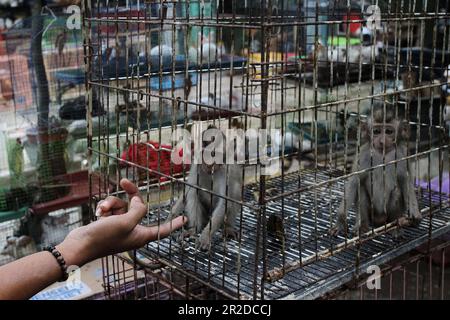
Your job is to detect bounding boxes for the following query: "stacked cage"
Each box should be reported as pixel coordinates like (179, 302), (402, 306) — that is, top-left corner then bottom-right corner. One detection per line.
(85, 0), (450, 299)
(0, 3), (96, 266)
(322, 237), (450, 300)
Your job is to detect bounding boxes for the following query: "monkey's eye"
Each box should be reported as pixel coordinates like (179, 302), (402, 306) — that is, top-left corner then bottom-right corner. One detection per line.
(373, 128), (382, 135)
(385, 128), (394, 135)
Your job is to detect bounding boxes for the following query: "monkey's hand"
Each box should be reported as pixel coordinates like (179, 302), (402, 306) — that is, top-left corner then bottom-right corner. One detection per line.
(406, 192), (422, 226)
(331, 184), (357, 237)
(411, 210), (422, 226)
(167, 196), (186, 223)
(175, 227), (196, 242)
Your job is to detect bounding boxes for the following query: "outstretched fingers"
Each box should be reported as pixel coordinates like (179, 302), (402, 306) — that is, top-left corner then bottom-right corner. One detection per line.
(143, 216), (188, 242)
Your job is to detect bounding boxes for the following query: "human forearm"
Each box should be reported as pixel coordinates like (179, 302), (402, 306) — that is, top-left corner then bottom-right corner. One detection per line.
(0, 251), (65, 300)
(0, 179), (186, 300)
(0, 238), (89, 300)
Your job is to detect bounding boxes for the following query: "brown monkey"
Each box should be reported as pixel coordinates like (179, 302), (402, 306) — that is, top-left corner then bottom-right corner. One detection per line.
(167, 126), (243, 251)
(330, 103), (422, 236)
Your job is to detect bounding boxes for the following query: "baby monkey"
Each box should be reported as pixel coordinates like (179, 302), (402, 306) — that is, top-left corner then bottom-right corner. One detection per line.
(167, 126), (243, 251)
(330, 103), (422, 236)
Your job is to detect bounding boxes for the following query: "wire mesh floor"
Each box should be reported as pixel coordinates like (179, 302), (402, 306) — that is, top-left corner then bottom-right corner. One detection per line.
(139, 169), (450, 299)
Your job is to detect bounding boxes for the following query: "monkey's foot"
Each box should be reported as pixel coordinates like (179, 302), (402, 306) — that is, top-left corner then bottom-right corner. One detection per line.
(176, 228), (196, 242)
(329, 223), (348, 237)
(397, 216), (412, 227)
(328, 226), (340, 237)
(196, 233), (211, 251)
(224, 228), (238, 241)
(397, 214), (422, 228)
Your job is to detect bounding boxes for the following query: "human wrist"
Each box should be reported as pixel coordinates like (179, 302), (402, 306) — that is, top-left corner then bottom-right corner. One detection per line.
(56, 238), (91, 268)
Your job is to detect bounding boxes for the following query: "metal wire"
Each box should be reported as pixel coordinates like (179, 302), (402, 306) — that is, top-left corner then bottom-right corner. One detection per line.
(84, 0), (450, 300)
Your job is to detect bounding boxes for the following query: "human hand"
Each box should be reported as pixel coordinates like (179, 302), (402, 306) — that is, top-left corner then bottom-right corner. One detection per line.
(56, 179), (186, 267)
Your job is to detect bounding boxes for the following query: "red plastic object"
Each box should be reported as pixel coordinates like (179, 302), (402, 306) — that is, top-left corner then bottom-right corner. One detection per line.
(343, 14), (362, 35)
(121, 141), (188, 182)
(31, 171), (113, 216)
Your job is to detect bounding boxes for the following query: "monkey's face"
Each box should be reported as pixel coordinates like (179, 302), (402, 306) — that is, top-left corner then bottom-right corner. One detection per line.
(201, 144), (225, 174)
(372, 124), (397, 154)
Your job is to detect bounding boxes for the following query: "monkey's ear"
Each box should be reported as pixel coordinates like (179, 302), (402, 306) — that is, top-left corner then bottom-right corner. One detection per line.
(399, 120), (410, 141)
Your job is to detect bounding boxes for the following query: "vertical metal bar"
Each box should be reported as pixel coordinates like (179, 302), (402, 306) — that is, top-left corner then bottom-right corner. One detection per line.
(426, 0), (440, 250)
(429, 255), (433, 299)
(83, 0), (94, 249)
(416, 260), (420, 300)
(440, 248), (445, 300)
(253, 0), (269, 300)
(402, 266), (406, 300)
(279, 0), (287, 276)
(389, 272), (393, 300)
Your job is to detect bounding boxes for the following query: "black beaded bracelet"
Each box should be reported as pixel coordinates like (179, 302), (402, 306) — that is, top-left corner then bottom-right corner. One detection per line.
(43, 245), (69, 282)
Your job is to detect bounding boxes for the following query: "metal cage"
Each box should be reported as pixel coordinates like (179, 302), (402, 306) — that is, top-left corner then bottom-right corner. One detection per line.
(84, 0), (450, 299)
(0, 5), (92, 266)
(322, 237), (450, 300)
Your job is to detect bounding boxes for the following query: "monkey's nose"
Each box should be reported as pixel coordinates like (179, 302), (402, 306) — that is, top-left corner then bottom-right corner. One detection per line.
(378, 140), (385, 151)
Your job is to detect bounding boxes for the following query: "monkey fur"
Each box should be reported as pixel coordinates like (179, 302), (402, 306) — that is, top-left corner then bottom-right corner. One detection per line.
(330, 103), (422, 237)
(167, 126), (243, 251)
